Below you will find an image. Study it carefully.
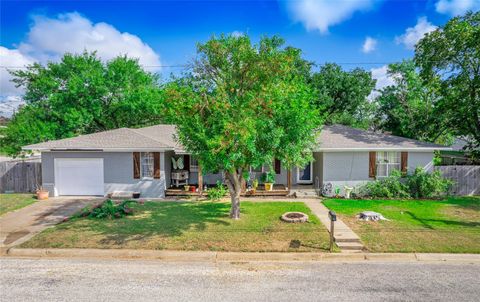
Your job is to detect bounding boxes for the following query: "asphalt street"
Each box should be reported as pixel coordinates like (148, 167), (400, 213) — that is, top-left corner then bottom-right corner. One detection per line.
(1, 258), (479, 301)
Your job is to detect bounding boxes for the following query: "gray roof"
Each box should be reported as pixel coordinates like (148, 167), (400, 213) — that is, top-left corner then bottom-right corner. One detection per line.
(317, 125), (449, 151)
(23, 126), (178, 151)
(23, 124), (449, 152)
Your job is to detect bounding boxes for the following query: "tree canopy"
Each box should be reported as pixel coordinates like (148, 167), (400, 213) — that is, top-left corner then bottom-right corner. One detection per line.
(414, 11), (480, 153)
(2, 52), (164, 155)
(310, 63), (376, 129)
(374, 60), (451, 143)
(165, 35), (320, 218)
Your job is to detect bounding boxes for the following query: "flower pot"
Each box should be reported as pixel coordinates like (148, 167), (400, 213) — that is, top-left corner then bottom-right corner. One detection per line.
(184, 185), (190, 191)
(264, 183), (274, 191)
(132, 192), (141, 199)
(190, 185), (196, 192)
(36, 190), (49, 200)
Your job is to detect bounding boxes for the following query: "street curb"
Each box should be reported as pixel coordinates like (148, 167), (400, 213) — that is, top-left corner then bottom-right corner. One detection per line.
(2, 248), (480, 263)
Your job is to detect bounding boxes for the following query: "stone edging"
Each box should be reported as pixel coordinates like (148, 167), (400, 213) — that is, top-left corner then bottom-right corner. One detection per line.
(2, 248), (479, 263)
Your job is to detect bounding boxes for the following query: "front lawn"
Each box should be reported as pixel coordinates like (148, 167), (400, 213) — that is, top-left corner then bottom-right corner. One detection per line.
(323, 197), (480, 253)
(21, 201), (331, 252)
(0, 193), (38, 216)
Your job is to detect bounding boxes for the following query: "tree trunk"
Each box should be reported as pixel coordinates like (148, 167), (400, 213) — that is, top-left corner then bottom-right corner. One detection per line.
(224, 170), (242, 219)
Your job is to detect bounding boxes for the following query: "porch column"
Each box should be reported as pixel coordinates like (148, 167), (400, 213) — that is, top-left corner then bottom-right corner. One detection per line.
(198, 163), (203, 195)
(287, 169), (292, 193)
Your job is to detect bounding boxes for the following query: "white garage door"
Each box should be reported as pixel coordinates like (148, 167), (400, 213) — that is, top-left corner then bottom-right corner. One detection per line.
(55, 158), (104, 196)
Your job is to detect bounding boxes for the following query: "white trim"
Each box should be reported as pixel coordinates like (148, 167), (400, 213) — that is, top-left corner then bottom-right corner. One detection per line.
(296, 161), (313, 184)
(317, 147), (450, 152)
(22, 147), (172, 152)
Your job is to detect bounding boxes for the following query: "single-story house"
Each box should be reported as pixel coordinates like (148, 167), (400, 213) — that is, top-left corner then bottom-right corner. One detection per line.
(23, 124), (450, 197)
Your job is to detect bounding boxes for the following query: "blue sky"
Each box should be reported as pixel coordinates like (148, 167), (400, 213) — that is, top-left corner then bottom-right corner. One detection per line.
(1, 0), (479, 115)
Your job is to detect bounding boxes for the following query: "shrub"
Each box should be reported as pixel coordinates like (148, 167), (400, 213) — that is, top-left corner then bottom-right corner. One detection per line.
(361, 170), (410, 198)
(89, 199), (136, 219)
(260, 170), (276, 183)
(207, 181), (228, 201)
(407, 167), (453, 198)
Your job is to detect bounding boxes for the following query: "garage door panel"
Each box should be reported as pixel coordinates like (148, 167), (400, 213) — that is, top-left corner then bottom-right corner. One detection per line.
(55, 158), (104, 196)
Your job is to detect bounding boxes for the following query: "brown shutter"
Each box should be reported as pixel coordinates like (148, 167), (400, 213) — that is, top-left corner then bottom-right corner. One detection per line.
(153, 152), (160, 179)
(274, 159), (281, 174)
(133, 152), (140, 179)
(369, 151), (376, 178)
(184, 154), (190, 171)
(401, 152), (408, 175)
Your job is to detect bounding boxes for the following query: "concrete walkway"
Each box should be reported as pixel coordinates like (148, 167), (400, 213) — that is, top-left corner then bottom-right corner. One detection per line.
(303, 200), (364, 252)
(0, 197), (103, 249)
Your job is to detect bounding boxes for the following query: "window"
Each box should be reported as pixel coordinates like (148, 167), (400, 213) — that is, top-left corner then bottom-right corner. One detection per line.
(250, 165), (264, 173)
(141, 152), (154, 178)
(190, 157), (199, 172)
(376, 152), (400, 177)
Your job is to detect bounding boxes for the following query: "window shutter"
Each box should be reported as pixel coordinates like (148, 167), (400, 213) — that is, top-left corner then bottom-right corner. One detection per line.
(401, 152), (408, 174)
(153, 152), (160, 179)
(369, 151), (376, 178)
(274, 159), (281, 174)
(184, 154), (190, 171)
(133, 152), (140, 179)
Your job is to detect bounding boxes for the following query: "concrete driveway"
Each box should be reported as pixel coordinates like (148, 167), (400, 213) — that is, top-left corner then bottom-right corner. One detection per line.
(0, 197), (104, 249)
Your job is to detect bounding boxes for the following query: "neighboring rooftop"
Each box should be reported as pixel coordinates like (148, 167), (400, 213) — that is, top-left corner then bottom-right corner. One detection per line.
(23, 124), (449, 152)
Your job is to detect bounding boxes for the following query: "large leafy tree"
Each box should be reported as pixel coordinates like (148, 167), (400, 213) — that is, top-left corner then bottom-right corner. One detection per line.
(166, 35), (320, 219)
(310, 63), (376, 129)
(2, 52), (164, 155)
(414, 11), (480, 152)
(374, 60), (451, 143)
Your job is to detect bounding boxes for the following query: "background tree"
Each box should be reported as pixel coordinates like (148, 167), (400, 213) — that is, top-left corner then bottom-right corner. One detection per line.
(2, 52), (164, 156)
(166, 35), (320, 219)
(415, 11), (480, 153)
(310, 63), (376, 129)
(374, 60), (451, 143)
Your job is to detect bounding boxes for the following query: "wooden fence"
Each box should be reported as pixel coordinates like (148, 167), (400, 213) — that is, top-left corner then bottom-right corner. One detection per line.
(0, 159), (42, 193)
(436, 165), (480, 196)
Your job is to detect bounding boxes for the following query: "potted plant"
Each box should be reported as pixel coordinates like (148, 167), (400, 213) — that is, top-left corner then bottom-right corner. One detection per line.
(252, 179), (259, 190)
(36, 186), (49, 200)
(344, 186), (354, 199)
(261, 171), (275, 191)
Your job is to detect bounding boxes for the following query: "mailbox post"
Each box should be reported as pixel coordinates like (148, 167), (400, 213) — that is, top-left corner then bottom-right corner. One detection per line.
(328, 210), (337, 252)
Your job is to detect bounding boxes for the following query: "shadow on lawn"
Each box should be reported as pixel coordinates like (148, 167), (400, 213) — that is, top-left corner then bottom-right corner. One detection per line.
(96, 202), (231, 245)
(404, 211), (480, 229)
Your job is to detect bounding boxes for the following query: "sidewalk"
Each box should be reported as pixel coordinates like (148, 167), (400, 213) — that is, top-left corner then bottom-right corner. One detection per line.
(303, 200), (364, 252)
(2, 247), (480, 263)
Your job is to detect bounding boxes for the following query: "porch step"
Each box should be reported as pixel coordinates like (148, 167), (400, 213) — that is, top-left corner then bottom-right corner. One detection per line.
(335, 241), (364, 251)
(292, 190), (319, 198)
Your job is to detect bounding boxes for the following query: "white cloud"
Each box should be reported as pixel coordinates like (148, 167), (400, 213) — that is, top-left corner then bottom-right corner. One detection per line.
(285, 0), (377, 34)
(19, 12), (160, 67)
(230, 31), (244, 37)
(369, 65), (395, 99)
(0, 96), (25, 117)
(395, 17), (437, 50)
(362, 37), (377, 53)
(0, 12), (161, 116)
(435, 0), (480, 16)
(0, 47), (34, 96)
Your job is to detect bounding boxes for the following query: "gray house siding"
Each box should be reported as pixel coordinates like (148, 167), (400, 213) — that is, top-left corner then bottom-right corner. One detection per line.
(320, 151), (435, 196)
(42, 151), (166, 198)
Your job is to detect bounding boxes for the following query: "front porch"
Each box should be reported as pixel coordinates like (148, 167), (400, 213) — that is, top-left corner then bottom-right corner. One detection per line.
(166, 184), (289, 197)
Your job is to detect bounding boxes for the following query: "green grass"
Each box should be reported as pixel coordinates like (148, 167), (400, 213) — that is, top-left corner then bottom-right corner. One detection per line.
(0, 193), (38, 216)
(21, 201), (332, 252)
(323, 197), (480, 253)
